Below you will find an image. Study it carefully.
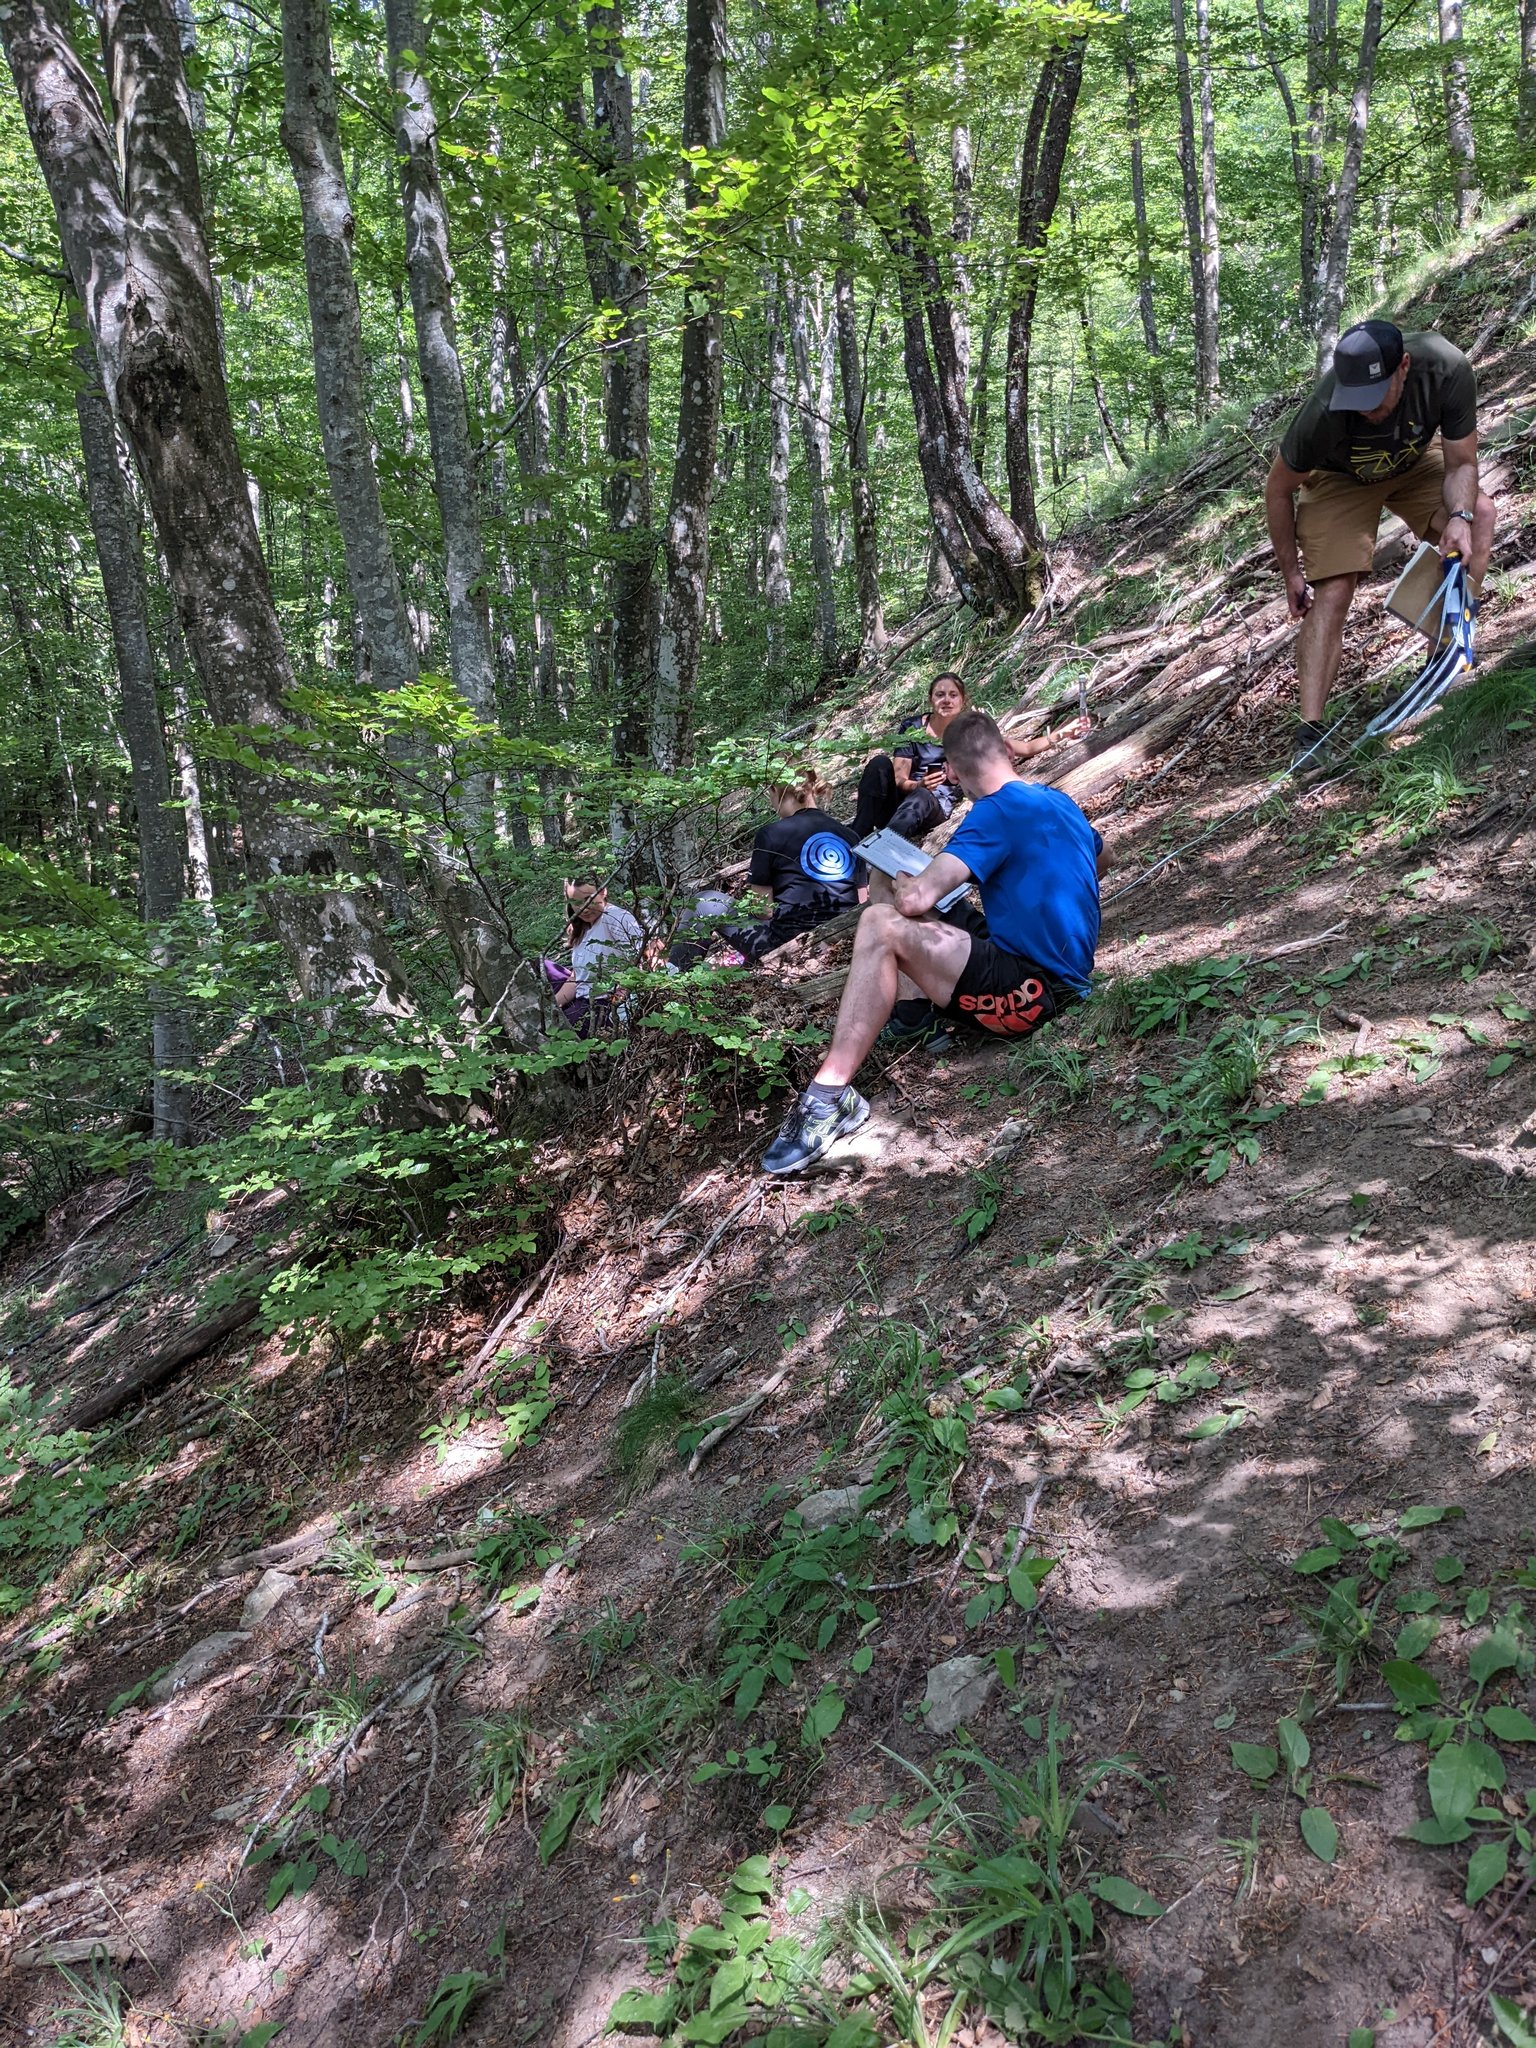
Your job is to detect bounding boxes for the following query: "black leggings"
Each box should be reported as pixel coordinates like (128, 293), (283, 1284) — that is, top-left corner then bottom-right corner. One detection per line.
(849, 755), (949, 844)
(730, 897), (847, 963)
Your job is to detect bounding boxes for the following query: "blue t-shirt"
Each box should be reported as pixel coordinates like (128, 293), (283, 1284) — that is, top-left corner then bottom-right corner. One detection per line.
(945, 780), (1102, 996)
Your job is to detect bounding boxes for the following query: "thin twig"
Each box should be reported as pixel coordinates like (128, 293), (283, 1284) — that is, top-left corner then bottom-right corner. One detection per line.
(939, 1476), (996, 1603)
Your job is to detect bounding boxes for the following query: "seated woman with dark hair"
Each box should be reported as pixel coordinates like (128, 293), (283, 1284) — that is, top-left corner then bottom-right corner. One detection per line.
(851, 671), (1085, 844)
(544, 878), (644, 1031)
(731, 769), (866, 963)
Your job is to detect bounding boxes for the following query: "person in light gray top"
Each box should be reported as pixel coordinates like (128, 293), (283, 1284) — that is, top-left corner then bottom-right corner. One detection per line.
(560, 879), (644, 1009)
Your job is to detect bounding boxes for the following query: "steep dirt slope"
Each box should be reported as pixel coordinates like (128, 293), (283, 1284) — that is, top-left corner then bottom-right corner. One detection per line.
(3, 221), (1536, 2048)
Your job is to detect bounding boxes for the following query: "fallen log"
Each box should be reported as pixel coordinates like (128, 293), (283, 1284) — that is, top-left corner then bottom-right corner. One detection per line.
(64, 1288), (267, 1431)
(1049, 672), (1236, 808)
(216, 1509), (356, 1579)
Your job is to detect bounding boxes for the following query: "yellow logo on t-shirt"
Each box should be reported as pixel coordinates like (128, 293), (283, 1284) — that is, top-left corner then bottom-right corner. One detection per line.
(1350, 443), (1423, 482)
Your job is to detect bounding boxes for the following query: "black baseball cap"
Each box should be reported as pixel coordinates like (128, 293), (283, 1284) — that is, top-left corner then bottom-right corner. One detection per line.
(1328, 319), (1405, 411)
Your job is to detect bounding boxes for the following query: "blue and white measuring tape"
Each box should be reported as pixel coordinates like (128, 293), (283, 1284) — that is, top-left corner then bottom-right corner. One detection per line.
(1362, 555), (1476, 740)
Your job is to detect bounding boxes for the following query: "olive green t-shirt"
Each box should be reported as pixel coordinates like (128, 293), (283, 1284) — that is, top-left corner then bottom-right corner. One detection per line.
(1279, 331), (1477, 484)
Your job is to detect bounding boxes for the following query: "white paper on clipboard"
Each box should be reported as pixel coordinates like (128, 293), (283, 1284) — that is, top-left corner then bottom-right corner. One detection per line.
(854, 828), (971, 913)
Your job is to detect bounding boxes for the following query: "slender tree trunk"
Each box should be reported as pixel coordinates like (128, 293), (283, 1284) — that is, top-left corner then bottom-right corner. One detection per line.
(1435, 0), (1478, 227)
(1122, 1), (1169, 436)
(586, 0), (656, 774)
(1173, 0), (1220, 411)
(1170, 0), (1219, 413)
(168, 658), (215, 905)
(383, 0), (499, 759)
(1300, 0), (1332, 320)
(950, 119), (973, 399)
(1003, 38), (1086, 554)
(970, 294), (1001, 468)
(1520, 0), (1536, 161)
(1255, 0), (1306, 205)
(1068, 247), (1128, 468)
(281, 0), (416, 698)
(833, 239), (886, 656)
(783, 266), (837, 673)
(764, 287), (792, 667)
(652, 0), (727, 782)
(1194, 0), (1221, 397)
(3, 0), (419, 1020)
(74, 341), (195, 1140)
(282, 0), (538, 1026)
(1315, 0), (1384, 367)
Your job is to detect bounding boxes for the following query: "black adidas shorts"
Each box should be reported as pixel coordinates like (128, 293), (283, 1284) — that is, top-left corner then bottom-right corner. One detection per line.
(940, 932), (1061, 1039)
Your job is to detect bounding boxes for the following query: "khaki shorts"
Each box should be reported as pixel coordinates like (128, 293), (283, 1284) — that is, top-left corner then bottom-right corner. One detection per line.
(1296, 444), (1447, 582)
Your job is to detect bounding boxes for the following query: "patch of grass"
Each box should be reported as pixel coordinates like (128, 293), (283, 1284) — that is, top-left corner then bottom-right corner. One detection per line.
(611, 1374), (702, 1489)
(471, 1506), (562, 1594)
(578, 1595), (641, 1682)
(1304, 663), (1536, 861)
(1073, 569), (1165, 643)
(472, 1711), (532, 1834)
(537, 1671), (719, 1862)
(1009, 1032), (1095, 1108)
(820, 1318), (940, 1432)
(291, 1668), (377, 1764)
(1122, 1013), (1307, 1181)
(410, 1966), (499, 2045)
(854, 1723), (1156, 2043)
(608, 1722), (1157, 2047)
(319, 1531), (402, 1614)
(1094, 955), (1249, 1039)
(43, 1961), (133, 2048)
(1424, 658), (1536, 766)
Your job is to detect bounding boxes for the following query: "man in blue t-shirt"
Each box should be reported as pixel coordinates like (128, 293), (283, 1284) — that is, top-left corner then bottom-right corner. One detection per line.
(762, 711), (1104, 1175)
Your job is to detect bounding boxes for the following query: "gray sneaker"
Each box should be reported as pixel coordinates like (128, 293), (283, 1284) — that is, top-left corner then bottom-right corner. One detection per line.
(761, 1086), (870, 1176)
(1291, 720), (1344, 777)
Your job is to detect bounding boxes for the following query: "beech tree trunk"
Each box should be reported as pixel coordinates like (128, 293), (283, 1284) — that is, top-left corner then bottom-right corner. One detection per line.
(833, 241), (886, 657)
(384, 0), (499, 750)
(2, 0), (414, 1018)
(950, 119), (974, 400)
(1122, 3), (1169, 437)
(73, 342), (195, 1142)
(1299, 0), (1336, 322)
(887, 126), (1033, 616)
(764, 287), (792, 666)
(282, 0), (541, 1032)
(586, 0), (656, 773)
(1436, 0), (1478, 227)
(652, 0), (727, 780)
(1315, 0), (1384, 367)
(1003, 39), (1086, 555)
(1171, 0), (1220, 414)
(783, 267), (837, 674)
(281, 0), (416, 698)
(1194, 0), (1221, 394)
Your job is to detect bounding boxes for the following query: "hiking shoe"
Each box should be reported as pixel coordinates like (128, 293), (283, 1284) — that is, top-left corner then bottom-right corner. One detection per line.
(1290, 720), (1344, 777)
(878, 998), (947, 1050)
(761, 1086), (870, 1176)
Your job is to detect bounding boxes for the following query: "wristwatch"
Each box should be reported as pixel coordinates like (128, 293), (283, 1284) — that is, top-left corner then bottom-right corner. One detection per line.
(1448, 507), (1473, 523)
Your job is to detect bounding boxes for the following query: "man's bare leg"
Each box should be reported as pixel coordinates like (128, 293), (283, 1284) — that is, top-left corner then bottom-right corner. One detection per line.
(1296, 572), (1359, 723)
(863, 873), (933, 1002)
(811, 905), (971, 1089)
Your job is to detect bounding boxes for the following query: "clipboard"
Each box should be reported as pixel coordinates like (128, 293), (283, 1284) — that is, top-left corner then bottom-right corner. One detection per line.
(1385, 540), (1451, 642)
(855, 828), (971, 913)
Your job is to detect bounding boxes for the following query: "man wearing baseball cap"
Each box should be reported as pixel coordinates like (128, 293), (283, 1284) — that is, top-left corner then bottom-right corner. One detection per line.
(1264, 319), (1495, 771)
